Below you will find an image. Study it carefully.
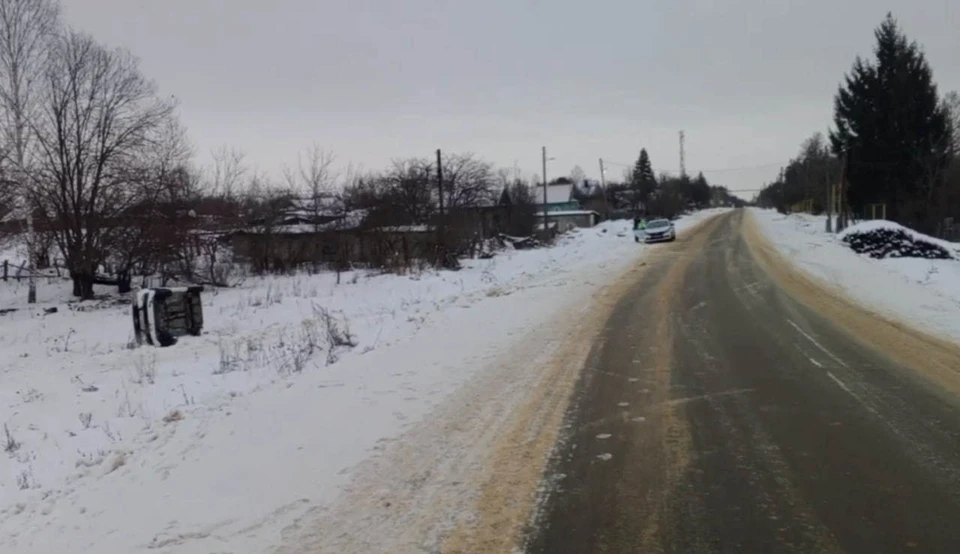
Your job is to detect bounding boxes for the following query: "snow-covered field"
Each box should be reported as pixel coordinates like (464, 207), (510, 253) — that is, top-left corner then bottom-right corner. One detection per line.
(0, 210), (727, 553)
(749, 209), (960, 344)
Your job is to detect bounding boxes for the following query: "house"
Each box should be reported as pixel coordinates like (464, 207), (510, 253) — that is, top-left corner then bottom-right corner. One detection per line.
(231, 195), (447, 271)
(230, 200), (368, 271)
(450, 186), (537, 239)
(533, 183), (599, 231)
(533, 183), (580, 213)
(535, 209), (600, 232)
(575, 180), (611, 219)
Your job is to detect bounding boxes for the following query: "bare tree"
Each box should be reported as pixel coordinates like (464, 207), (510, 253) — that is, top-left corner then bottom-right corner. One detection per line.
(209, 145), (247, 201)
(377, 158), (435, 225)
(442, 153), (497, 209)
(569, 165), (586, 186)
(106, 118), (195, 291)
(0, 177), (14, 223)
(283, 144), (336, 231)
(495, 167), (512, 190)
(0, 0), (57, 162)
(29, 31), (176, 299)
(0, 0), (61, 301)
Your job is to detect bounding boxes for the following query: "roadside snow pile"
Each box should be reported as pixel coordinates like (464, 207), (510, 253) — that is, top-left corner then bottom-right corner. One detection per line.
(839, 220), (955, 260)
(750, 209), (960, 344)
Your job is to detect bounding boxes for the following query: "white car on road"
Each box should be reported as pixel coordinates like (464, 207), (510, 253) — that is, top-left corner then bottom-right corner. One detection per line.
(635, 218), (676, 243)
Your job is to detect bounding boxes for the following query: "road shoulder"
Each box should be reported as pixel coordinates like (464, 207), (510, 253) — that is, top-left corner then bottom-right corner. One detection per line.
(278, 212), (729, 553)
(742, 209), (960, 400)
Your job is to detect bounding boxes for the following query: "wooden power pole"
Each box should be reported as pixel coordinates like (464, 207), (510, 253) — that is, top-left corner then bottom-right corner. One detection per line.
(837, 150), (848, 231)
(826, 176), (834, 233)
(436, 148), (444, 264)
(542, 146), (548, 233)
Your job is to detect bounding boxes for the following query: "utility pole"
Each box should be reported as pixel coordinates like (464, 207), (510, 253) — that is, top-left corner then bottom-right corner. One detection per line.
(599, 158), (610, 216)
(542, 146), (549, 233)
(825, 176), (833, 233)
(11, 175), (37, 303)
(436, 148), (444, 264)
(25, 196), (36, 304)
(679, 130), (686, 178)
(437, 148), (444, 216)
(837, 150), (848, 232)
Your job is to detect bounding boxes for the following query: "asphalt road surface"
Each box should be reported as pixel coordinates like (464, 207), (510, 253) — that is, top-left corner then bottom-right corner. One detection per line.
(527, 209), (960, 554)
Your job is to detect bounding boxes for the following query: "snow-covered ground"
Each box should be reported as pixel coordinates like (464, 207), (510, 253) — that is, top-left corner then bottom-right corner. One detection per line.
(0, 210), (727, 554)
(749, 209), (960, 344)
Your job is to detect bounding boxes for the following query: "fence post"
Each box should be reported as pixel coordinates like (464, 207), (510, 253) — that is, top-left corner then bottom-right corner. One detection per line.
(2, 260), (6, 282)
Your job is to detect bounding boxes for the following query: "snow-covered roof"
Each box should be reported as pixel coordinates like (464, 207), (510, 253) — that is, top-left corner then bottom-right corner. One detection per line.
(533, 184), (574, 204)
(287, 195), (341, 211)
(239, 209), (367, 234)
(369, 225), (434, 233)
(537, 210), (599, 217)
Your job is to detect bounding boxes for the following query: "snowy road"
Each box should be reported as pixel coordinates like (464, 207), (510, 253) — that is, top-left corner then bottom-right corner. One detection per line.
(528, 209), (960, 553)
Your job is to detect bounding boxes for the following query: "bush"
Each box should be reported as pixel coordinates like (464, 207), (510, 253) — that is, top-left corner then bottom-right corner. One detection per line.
(4, 424), (20, 454)
(314, 305), (357, 365)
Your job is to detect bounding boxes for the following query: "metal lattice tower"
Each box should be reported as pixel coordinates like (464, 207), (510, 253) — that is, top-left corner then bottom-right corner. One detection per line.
(679, 130), (686, 178)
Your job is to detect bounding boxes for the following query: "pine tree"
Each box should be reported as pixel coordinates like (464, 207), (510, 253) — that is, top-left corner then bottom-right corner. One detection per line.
(830, 13), (950, 229)
(630, 149), (657, 211)
(692, 172), (711, 208)
(943, 91), (960, 155)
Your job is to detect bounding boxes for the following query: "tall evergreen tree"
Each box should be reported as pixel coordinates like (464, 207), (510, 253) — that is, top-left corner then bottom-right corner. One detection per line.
(830, 13), (951, 229)
(691, 172), (711, 207)
(630, 149), (657, 211)
(943, 91), (960, 156)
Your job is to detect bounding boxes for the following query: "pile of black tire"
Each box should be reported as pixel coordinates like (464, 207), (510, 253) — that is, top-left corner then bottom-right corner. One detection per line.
(841, 227), (954, 260)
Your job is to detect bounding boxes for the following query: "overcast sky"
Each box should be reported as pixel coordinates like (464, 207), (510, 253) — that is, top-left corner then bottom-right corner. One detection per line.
(61, 0), (958, 198)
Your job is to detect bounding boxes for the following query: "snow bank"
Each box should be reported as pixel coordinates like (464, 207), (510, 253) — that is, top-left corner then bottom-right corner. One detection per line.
(838, 220), (956, 260)
(749, 209), (960, 344)
(0, 209), (728, 553)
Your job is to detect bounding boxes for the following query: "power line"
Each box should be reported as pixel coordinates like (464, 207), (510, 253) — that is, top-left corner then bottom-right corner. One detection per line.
(601, 159), (788, 173)
(698, 161), (785, 173)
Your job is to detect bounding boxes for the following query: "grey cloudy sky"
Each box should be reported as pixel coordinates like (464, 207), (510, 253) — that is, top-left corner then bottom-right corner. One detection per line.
(61, 0), (958, 197)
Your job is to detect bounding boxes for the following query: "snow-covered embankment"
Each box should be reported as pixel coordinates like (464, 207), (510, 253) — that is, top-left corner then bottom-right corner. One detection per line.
(748, 208), (960, 344)
(0, 209), (728, 553)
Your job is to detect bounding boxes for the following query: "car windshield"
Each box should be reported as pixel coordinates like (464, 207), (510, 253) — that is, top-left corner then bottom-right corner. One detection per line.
(647, 220), (670, 229)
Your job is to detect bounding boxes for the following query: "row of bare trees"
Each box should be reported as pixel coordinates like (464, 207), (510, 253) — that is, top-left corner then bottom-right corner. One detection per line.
(0, 1), (541, 299)
(0, 0), (195, 298)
